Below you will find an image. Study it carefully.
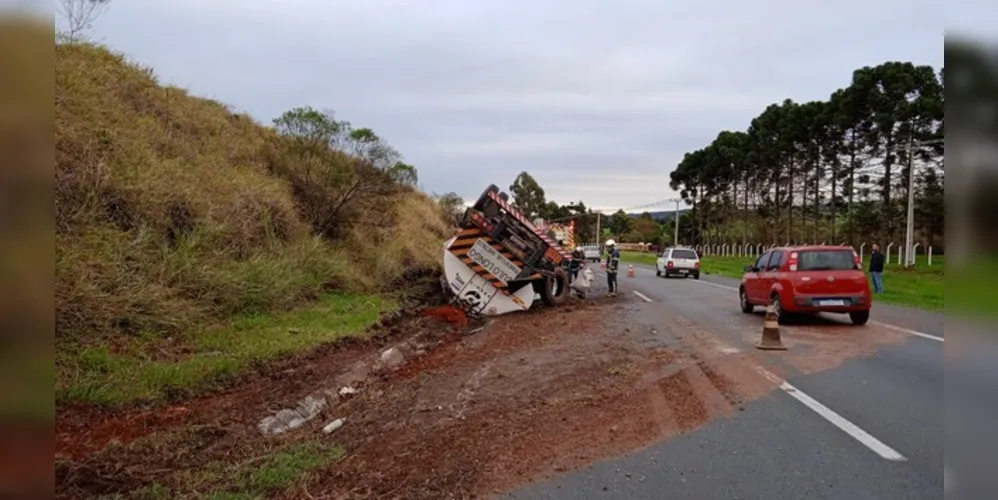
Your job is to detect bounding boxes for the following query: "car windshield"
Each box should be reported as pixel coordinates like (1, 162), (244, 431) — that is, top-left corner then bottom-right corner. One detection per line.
(672, 249), (697, 259)
(797, 250), (856, 271)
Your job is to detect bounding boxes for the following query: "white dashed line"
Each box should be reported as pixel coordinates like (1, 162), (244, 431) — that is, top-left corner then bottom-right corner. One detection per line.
(687, 279), (740, 292)
(754, 366), (908, 461)
(686, 278), (944, 342)
(871, 321), (944, 342)
(632, 290), (653, 302)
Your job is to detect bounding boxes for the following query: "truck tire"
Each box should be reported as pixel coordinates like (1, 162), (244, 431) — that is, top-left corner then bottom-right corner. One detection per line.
(541, 267), (569, 306)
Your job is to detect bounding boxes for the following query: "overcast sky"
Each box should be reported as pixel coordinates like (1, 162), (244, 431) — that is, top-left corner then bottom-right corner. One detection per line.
(56, 0), (957, 212)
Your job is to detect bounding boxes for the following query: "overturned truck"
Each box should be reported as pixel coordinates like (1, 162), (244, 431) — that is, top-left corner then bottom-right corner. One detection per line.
(442, 184), (575, 316)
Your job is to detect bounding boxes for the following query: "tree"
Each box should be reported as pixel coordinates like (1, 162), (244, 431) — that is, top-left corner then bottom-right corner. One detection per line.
(629, 215), (660, 243)
(390, 162), (418, 187)
(436, 192), (465, 226)
(58, 0), (112, 42)
(268, 107), (405, 238)
(607, 210), (632, 237)
(508, 172), (546, 219)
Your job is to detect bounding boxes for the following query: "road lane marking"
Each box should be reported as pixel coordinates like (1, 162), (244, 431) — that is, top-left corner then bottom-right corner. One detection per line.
(632, 291), (653, 302)
(686, 279), (944, 342)
(687, 279), (740, 291)
(754, 366), (908, 462)
(871, 321), (944, 342)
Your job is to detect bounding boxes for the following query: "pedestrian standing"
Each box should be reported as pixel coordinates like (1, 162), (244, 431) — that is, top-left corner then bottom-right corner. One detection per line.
(605, 239), (620, 297)
(869, 244), (885, 294)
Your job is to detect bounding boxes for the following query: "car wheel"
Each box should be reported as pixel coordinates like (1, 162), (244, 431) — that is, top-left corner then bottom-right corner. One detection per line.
(739, 288), (753, 314)
(693, 272), (700, 280)
(770, 294), (787, 325)
(849, 310), (870, 326)
(656, 268), (661, 277)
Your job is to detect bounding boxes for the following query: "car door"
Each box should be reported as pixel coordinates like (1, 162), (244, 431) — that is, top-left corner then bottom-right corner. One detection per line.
(746, 251), (772, 303)
(656, 248), (669, 272)
(760, 250), (784, 297)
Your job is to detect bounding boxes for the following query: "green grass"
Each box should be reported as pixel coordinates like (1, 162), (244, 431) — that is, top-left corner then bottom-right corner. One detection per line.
(58, 292), (390, 407)
(210, 441), (344, 498)
(948, 258), (998, 317)
(99, 441), (344, 500)
(619, 250), (944, 311)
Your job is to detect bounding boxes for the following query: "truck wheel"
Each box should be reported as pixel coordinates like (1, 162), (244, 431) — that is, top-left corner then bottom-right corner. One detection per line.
(541, 267), (569, 306)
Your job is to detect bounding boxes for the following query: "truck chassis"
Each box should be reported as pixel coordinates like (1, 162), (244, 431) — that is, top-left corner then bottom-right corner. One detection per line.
(442, 184), (574, 316)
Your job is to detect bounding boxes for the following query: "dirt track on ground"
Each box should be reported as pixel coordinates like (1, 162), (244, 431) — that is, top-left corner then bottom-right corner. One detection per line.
(57, 289), (879, 499)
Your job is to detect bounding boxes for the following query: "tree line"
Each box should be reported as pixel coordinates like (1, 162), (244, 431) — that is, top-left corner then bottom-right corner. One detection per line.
(669, 61), (945, 250)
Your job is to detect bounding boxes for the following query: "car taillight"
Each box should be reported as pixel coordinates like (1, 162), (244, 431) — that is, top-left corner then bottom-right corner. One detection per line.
(788, 252), (798, 272)
(667, 260), (674, 268)
(694, 262), (700, 269)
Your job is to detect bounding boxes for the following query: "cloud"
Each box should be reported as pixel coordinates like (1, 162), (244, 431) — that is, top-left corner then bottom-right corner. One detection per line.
(82, 0), (946, 212)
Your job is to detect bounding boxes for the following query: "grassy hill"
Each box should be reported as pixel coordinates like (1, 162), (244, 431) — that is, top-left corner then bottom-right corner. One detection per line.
(55, 41), (451, 405)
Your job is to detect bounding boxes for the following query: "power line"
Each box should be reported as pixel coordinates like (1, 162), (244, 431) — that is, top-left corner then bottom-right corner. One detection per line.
(540, 197), (688, 224)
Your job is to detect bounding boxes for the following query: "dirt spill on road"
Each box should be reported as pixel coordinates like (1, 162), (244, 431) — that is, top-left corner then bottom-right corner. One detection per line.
(57, 292), (918, 499)
(725, 317), (909, 373)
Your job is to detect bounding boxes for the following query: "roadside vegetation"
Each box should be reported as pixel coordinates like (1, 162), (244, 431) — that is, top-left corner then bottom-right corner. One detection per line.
(55, 40), (453, 407)
(618, 251), (944, 311)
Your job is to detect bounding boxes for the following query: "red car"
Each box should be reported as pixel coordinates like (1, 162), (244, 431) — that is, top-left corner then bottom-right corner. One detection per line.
(739, 246), (872, 325)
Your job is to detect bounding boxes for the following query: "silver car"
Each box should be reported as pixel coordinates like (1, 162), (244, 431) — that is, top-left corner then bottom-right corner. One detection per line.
(579, 244), (601, 262)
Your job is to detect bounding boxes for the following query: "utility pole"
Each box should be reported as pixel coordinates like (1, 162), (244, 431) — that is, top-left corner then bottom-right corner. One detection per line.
(595, 211), (601, 245)
(904, 140), (915, 267)
(671, 198), (682, 246)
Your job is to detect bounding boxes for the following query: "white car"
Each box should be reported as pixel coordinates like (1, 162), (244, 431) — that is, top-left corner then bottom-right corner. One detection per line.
(656, 247), (701, 279)
(578, 244), (602, 262)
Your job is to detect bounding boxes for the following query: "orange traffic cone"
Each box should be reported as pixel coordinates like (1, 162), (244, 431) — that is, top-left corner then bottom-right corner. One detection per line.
(756, 304), (787, 350)
(627, 264), (635, 278)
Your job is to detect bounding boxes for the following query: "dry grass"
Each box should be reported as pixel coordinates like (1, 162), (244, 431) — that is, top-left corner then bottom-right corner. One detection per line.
(54, 41), (450, 345)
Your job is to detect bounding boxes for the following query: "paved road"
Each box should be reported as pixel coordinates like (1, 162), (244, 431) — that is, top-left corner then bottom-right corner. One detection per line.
(504, 263), (946, 500)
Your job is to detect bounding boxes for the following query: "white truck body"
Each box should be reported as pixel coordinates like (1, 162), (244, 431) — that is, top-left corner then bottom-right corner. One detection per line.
(442, 236), (536, 316)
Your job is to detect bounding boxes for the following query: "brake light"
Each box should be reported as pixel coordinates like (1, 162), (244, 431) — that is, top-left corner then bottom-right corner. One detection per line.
(694, 262), (700, 269)
(788, 252), (798, 272)
(667, 260), (674, 269)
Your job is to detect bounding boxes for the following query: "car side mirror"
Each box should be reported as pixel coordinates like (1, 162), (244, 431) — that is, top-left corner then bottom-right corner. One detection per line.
(743, 264), (755, 273)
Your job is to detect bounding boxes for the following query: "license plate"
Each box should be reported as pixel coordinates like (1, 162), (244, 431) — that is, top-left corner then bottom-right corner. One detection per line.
(679, 269), (689, 274)
(817, 299), (846, 306)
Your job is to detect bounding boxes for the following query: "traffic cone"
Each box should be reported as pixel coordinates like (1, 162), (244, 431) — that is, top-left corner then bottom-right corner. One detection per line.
(627, 264), (635, 278)
(755, 304), (787, 350)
